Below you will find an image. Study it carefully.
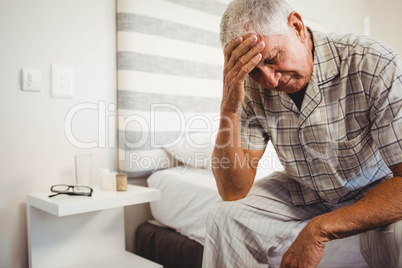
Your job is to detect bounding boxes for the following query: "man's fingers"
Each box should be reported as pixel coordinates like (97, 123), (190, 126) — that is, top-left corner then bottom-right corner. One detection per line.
(238, 56), (245, 65)
(224, 36), (243, 64)
(236, 53), (262, 81)
(225, 35), (258, 67)
(230, 35), (258, 63)
(231, 40), (264, 80)
(223, 37), (264, 88)
(237, 41), (265, 66)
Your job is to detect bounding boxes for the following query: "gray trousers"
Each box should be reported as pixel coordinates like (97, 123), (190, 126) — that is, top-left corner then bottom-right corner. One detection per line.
(202, 172), (401, 268)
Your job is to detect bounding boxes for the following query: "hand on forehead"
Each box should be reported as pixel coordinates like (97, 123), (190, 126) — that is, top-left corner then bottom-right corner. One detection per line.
(239, 33), (261, 45)
(242, 33), (259, 40)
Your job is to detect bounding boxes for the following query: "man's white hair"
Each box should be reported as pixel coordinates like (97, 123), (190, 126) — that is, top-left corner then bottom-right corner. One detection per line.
(220, 0), (294, 49)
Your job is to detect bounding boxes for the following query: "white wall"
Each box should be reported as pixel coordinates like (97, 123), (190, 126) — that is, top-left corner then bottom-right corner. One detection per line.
(289, 0), (402, 55)
(288, 0), (369, 34)
(368, 0), (402, 55)
(0, 0), (116, 267)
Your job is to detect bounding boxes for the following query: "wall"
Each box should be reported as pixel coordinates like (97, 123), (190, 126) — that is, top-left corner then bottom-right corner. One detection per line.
(290, 0), (402, 55)
(368, 0), (402, 55)
(0, 0), (116, 267)
(287, 0), (369, 34)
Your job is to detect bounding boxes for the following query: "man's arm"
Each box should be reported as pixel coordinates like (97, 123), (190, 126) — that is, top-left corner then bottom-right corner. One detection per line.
(212, 34), (265, 201)
(280, 163), (402, 268)
(314, 163), (402, 239)
(212, 112), (264, 200)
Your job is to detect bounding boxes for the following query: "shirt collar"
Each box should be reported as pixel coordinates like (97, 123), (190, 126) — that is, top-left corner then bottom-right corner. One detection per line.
(310, 29), (340, 84)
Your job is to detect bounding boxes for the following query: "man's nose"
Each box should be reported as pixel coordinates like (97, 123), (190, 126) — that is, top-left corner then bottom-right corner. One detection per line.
(259, 66), (281, 88)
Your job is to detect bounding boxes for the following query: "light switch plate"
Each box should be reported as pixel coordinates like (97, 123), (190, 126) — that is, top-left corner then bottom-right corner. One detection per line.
(20, 68), (42, 91)
(52, 64), (74, 98)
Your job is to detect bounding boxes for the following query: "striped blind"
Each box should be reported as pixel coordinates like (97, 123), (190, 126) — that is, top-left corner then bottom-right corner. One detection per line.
(117, 0), (228, 177)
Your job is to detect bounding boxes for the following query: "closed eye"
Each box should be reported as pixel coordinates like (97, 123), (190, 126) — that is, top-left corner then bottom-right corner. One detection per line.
(264, 55), (278, 65)
(249, 67), (260, 75)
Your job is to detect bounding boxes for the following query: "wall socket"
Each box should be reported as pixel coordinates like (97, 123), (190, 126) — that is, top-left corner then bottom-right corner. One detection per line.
(20, 68), (42, 91)
(51, 64), (74, 98)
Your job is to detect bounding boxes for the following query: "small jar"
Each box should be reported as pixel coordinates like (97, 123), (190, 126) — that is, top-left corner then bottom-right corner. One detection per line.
(116, 173), (127, 191)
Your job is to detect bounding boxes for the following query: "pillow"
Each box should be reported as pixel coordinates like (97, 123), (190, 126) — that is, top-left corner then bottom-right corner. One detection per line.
(255, 141), (284, 180)
(162, 132), (215, 169)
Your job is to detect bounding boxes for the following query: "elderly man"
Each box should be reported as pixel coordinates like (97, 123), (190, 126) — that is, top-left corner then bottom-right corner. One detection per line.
(203, 0), (402, 267)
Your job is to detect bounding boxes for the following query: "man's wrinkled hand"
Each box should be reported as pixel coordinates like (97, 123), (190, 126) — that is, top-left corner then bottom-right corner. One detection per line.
(279, 221), (327, 268)
(221, 34), (265, 115)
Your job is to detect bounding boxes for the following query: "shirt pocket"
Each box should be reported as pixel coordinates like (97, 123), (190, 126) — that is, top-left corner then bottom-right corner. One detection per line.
(333, 127), (379, 180)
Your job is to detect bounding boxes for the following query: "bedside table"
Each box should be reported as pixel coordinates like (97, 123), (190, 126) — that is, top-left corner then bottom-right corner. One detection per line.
(26, 185), (162, 268)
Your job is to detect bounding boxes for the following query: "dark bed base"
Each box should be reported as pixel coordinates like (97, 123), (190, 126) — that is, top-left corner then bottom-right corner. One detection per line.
(135, 222), (204, 268)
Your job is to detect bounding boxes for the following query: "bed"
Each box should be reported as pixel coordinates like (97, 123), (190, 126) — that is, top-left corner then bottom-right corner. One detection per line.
(134, 142), (370, 268)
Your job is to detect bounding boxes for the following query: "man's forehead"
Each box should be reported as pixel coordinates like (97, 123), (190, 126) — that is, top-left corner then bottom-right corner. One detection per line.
(261, 45), (282, 61)
(259, 35), (284, 55)
(266, 46), (280, 56)
(259, 35), (284, 46)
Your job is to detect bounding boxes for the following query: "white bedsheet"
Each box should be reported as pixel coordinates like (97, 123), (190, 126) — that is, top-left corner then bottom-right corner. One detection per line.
(148, 166), (221, 245)
(147, 166), (369, 267)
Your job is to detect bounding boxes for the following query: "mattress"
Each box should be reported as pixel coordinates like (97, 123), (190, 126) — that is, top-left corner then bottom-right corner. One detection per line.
(148, 166), (222, 245)
(135, 221), (203, 268)
(147, 166), (369, 267)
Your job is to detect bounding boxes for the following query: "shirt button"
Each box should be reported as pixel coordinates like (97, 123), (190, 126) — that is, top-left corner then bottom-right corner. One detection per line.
(319, 192), (326, 197)
(306, 156), (313, 162)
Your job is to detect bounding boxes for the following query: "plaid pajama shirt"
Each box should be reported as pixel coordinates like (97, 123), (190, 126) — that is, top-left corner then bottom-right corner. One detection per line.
(203, 30), (402, 267)
(240, 30), (402, 206)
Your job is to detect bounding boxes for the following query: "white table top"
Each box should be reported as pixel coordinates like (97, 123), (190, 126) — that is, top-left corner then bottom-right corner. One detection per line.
(27, 185), (161, 217)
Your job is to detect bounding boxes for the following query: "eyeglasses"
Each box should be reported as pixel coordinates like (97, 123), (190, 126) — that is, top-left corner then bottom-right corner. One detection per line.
(48, 184), (93, 198)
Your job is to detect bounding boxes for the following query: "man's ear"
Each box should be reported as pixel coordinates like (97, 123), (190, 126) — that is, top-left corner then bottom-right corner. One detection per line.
(288, 11), (307, 42)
